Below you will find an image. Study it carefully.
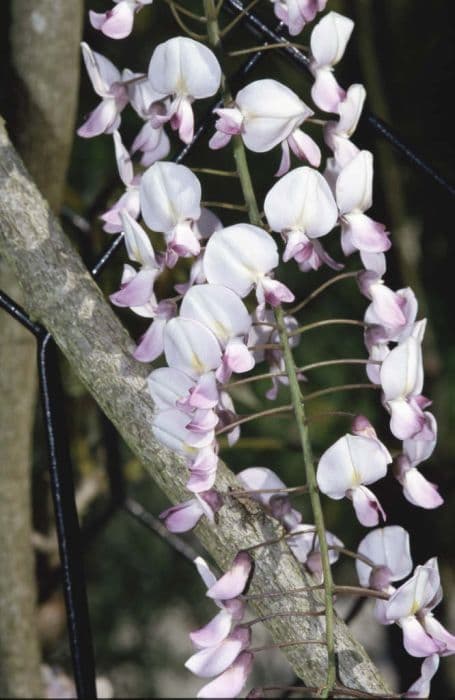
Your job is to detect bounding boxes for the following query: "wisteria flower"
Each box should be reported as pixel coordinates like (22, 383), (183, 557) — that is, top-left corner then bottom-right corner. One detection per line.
(78, 43), (128, 137)
(317, 433), (390, 526)
(309, 11), (354, 112)
(288, 524), (343, 578)
(160, 490), (222, 533)
(324, 83), (366, 167)
(270, 0), (327, 36)
(210, 79), (320, 175)
(355, 526), (413, 591)
(148, 37), (221, 143)
(140, 161), (202, 266)
(89, 0), (154, 39)
(203, 224), (294, 311)
(264, 166), (339, 268)
(197, 652), (254, 698)
(237, 467), (302, 530)
(164, 318), (222, 379)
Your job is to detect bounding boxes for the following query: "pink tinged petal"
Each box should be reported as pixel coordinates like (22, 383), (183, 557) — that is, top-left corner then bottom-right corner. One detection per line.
(366, 343), (389, 385)
(148, 36), (221, 100)
(335, 83), (367, 137)
(133, 318), (167, 362)
(388, 398), (425, 441)
(152, 408), (198, 456)
(288, 129), (321, 168)
(421, 613), (455, 655)
(186, 408), (219, 435)
(140, 161), (201, 235)
(187, 462), (218, 493)
(121, 212), (157, 268)
(350, 485), (386, 527)
(360, 250), (387, 276)
(204, 224), (279, 298)
(236, 79), (313, 153)
(369, 282), (407, 328)
(336, 150), (374, 215)
(385, 564), (440, 622)
(207, 552), (254, 601)
(399, 466), (443, 509)
(405, 654), (440, 698)
(77, 99), (119, 138)
(275, 140), (291, 177)
(164, 317), (222, 378)
(101, 188), (140, 233)
(147, 367), (195, 410)
(317, 433), (390, 499)
(185, 636), (245, 678)
(139, 129), (171, 167)
(213, 107), (244, 135)
(400, 616), (444, 658)
(90, 2), (135, 39)
(190, 610), (233, 649)
(110, 268), (156, 307)
(356, 526), (412, 588)
(184, 373), (219, 410)
(80, 42), (121, 96)
(209, 130), (233, 150)
(237, 467), (287, 507)
(381, 336), (424, 402)
(168, 222), (201, 259)
(197, 651), (254, 699)
(194, 556), (218, 590)
(403, 413), (437, 466)
(342, 214), (391, 254)
(180, 284), (251, 347)
(310, 11), (354, 68)
(264, 166), (338, 240)
(311, 70), (346, 113)
(174, 97), (195, 144)
(259, 277), (295, 307)
(88, 11), (106, 30)
(160, 499), (203, 533)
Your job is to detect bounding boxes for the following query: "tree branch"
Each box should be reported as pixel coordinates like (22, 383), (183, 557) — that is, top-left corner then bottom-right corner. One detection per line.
(0, 120), (390, 695)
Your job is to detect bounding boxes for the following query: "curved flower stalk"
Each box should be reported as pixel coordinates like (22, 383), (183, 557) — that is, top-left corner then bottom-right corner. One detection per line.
(90, 0), (154, 39)
(148, 37), (221, 144)
(78, 43), (129, 137)
(270, 0), (327, 36)
(209, 79), (321, 175)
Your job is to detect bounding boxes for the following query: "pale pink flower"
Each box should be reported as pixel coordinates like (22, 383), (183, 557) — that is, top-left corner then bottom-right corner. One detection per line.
(309, 12), (354, 112)
(356, 526), (413, 590)
(287, 524), (343, 578)
(89, 0), (154, 40)
(237, 467), (302, 530)
(160, 491), (222, 533)
(270, 0), (327, 36)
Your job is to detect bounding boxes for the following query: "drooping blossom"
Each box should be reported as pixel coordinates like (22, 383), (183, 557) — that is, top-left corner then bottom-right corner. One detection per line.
(309, 12), (354, 112)
(132, 294), (177, 362)
(101, 132), (141, 233)
(355, 526), (413, 591)
(317, 433), (391, 526)
(140, 161), (202, 266)
(124, 69), (171, 166)
(197, 652), (254, 699)
(180, 284), (254, 382)
(384, 558), (455, 657)
(148, 367), (219, 413)
(174, 209), (223, 295)
(109, 212), (160, 306)
(160, 490), (222, 533)
(78, 43), (129, 137)
(203, 224), (294, 311)
(379, 322), (430, 440)
(395, 412), (443, 509)
(323, 84), (366, 167)
(270, 0), (327, 36)
(210, 79), (320, 175)
(405, 655), (440, 698)
(148, 37), (221, 143)
(363, 281), (418, 347)
(164, 317), (222, 380)
(336, 150), (391, 261)
(264, 166), (340, 269)
(287, 524), (343, 578)
(89, 0), (154, 39)
(237, 467), (302, 530)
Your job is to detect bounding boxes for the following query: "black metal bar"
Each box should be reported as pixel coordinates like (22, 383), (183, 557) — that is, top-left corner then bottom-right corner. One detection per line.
(222, 0), (455, 198)
(0, 289), (43, 336)
(38, 332), (97, 699)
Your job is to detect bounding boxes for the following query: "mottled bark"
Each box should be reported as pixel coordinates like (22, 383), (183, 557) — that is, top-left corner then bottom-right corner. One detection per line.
(0, 120), (390, 695)
(0, 2), (83, 696)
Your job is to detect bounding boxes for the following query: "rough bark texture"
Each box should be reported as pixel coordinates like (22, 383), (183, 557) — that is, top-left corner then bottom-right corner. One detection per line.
(0, 120), (391, 695)
(0, 3), (83, 696)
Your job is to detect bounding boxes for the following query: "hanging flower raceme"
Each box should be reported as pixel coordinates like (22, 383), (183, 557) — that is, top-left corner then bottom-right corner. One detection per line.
(395, 413), (443, 509)
(264, 166), (340, 270)
(78, 43), (129, 137)
(270, 0), (327, 36)
(140, 161), (202, 266)
(384, 558), (455, 657)
(287, 524), (343, 579)
(148, 37), (221, 144)
(125, 69), (171, 167)
(323, 84), (366, 167)
(210, 79), (321, 176)
(335, 150), (391, 264)
(101, 132), (141, 233)
(379, 321), (430, 440)
(89, 0), (153, 39)
(180, 284), (254, 383)
(203, 224), (294, 313)
(317, 432), (391, 526)
(309, 11), (354, 112)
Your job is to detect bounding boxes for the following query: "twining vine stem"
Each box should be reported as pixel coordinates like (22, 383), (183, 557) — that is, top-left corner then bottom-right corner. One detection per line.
(202, 0), (336, 694)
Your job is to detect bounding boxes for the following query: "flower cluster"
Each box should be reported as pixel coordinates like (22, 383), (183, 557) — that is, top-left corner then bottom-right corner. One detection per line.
(79, 2), (452, 697)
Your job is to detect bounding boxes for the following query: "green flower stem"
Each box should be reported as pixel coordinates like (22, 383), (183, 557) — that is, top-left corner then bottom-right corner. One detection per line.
(202, 0), (336, 693)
